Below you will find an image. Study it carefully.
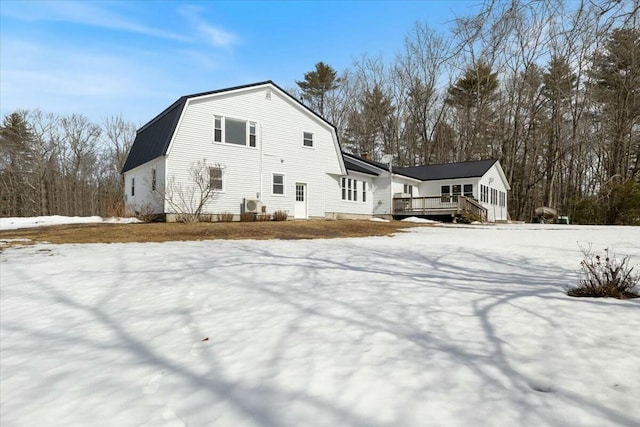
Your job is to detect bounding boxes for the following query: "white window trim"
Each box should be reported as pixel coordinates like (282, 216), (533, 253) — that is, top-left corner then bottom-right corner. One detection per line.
(341, 176), (361, 202)
(209, 166), (225, 193)
(302, 131), (314, 148)
(272, 173), (286, 196)
(212, 115), (259, 149)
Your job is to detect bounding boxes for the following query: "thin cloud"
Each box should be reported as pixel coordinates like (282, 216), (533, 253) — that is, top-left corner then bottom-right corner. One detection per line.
(179, 5), (239, 48)
(1, 1), (189, 42)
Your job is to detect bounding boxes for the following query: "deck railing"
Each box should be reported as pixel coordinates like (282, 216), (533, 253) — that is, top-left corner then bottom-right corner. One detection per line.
(393, 195), (487, 221)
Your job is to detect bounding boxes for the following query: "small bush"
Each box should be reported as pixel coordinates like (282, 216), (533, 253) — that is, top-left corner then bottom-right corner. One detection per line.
(240, 212), (256, 222)
(272, 210), (288, 221)
(458, 212), (483, 224)
(256, 213), (271, 222)
(567, 244), (639, 299)
(135, 204), (162, 223)
(217, 212), (234, 222)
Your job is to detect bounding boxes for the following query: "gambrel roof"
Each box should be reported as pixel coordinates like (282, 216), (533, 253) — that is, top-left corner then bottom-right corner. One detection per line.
(122, 81), (339, 173)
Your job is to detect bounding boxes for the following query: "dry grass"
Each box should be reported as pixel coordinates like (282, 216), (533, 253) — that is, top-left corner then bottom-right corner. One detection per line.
(0, 220), (427, 246)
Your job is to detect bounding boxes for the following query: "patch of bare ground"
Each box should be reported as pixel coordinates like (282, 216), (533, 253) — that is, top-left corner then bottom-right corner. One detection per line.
(0, 220), (429, 246)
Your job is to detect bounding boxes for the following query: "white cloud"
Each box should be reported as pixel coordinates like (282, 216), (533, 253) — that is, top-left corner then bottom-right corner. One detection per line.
(1, 1), (189, 42)
(179, 5), (239, 48)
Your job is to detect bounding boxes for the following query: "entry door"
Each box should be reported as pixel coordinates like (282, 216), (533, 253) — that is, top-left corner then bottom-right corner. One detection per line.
(294, 183), (307, 219)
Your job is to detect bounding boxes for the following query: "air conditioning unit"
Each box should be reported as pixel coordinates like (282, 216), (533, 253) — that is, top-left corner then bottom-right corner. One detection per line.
(244, 198), (261, 213)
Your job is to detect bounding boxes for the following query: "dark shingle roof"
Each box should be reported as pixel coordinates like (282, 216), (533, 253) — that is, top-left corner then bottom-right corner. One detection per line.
(342, 153), (381, 176)
(122, 80), (336, 173)
(394, 159), (498, 181)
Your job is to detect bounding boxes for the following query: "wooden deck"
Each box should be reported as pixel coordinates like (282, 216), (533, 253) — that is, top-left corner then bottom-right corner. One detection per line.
(393, 195), (487, 221)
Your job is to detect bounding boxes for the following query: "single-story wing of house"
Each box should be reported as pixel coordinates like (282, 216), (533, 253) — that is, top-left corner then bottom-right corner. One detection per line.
(122, 81), (510, 222)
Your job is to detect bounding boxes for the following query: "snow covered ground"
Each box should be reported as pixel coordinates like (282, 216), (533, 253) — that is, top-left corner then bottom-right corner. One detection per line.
(0, 215), (141, 230)
(1, 224), (639, 426)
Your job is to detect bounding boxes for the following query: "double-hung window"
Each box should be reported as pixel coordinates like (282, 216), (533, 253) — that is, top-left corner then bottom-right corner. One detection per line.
(464, 184), (473, 198)
(273, 174), (284, 195)
(303, 132), (313, 147)
(213, 115), (258, 148)
(151, 168), (156, 191)
(209, 167), (223, 191)
(362, 182), (367, 202)
(441, 185), (450, 202)
(403, 184), (413, 196)
(341, 177), (359, 201)
(131, 177), (135, 196)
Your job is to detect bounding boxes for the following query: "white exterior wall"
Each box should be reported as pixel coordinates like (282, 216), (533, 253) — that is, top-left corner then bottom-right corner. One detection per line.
(165, 85), (343, 218)
(123, 158), (165, 215)
(418, 177), (481, 199)
(478, 164), (510, 222)
(326, 172), (375, 217)
(371, 174), (391, 216)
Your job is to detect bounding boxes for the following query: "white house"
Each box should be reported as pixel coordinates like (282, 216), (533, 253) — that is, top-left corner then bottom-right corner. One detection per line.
(122, 81), (510, 222)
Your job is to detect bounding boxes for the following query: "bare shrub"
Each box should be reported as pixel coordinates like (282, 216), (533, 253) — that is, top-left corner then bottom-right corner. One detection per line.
(272, 210), (288, 221)
(135, 203), (161, 223)
(217, 212), (234, 222)
(256, 213), (271, 222)
(240, 212), (256, 222)
(163, 160), (220, 223)
(567, 244), (639, 299)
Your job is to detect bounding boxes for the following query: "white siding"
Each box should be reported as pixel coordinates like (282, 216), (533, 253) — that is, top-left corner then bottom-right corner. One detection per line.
(326, 172), (376, 217)
(165, 85), (343, 218)
(478, 164), (509, 222)
(123, 158), (165, 215)
(418, 178), (481, 199)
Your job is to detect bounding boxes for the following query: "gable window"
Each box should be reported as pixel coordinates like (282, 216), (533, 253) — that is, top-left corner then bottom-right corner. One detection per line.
(403, 184), (413, 196)
(225, 118), (246, 145)
(464, 184), (473, 198)
(213, 115), (258, 147)
(273, 174), (284, 195)
(303, 132), (314, 147)
(209, 167), (223, 191)
(151, 168), (156, 191)
(131, 177), (135, 196)
(249, 122), (257, 147)
(214, 116), (222, 142)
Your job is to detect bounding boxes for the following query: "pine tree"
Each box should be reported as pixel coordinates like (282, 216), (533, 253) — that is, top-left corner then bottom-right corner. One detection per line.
(296, 62), (340, 117)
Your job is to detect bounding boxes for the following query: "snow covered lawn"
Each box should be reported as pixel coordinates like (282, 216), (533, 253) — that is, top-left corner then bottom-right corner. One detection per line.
(0, 215), (141, 230)
(1, 224), (639, 426)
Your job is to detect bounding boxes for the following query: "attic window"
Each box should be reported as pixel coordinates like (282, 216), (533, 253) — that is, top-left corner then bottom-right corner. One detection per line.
(213, 116), (258, 148)
(303, 132), (313, 147)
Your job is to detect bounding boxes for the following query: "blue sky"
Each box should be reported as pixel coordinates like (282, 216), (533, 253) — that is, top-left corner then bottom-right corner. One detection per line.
(1, 1), (481, 127)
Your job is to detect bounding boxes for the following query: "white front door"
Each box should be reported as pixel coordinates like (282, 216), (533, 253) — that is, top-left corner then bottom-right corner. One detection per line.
(294, 183), (307, 219)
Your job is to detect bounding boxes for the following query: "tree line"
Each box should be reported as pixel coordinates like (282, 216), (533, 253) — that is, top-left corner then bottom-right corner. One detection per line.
(1, 0), (638, 223)
(295, 0), (639, 224)
(0, 110), (134, 218)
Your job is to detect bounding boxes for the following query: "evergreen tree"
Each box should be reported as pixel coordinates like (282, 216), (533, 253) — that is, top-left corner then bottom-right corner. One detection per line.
(296, 62), (340, 117)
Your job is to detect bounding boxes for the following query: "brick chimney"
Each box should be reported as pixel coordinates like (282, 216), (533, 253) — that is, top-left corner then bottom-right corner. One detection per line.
(361, 151), (370, 160)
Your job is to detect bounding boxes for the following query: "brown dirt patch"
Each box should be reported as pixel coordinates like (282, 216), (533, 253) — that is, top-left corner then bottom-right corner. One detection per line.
(0, 220), (428, 246)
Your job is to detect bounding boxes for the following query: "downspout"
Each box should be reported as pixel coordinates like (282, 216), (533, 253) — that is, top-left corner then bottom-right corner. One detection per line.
(389, 164), (394, 218)
(259, 123), (263, 202)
